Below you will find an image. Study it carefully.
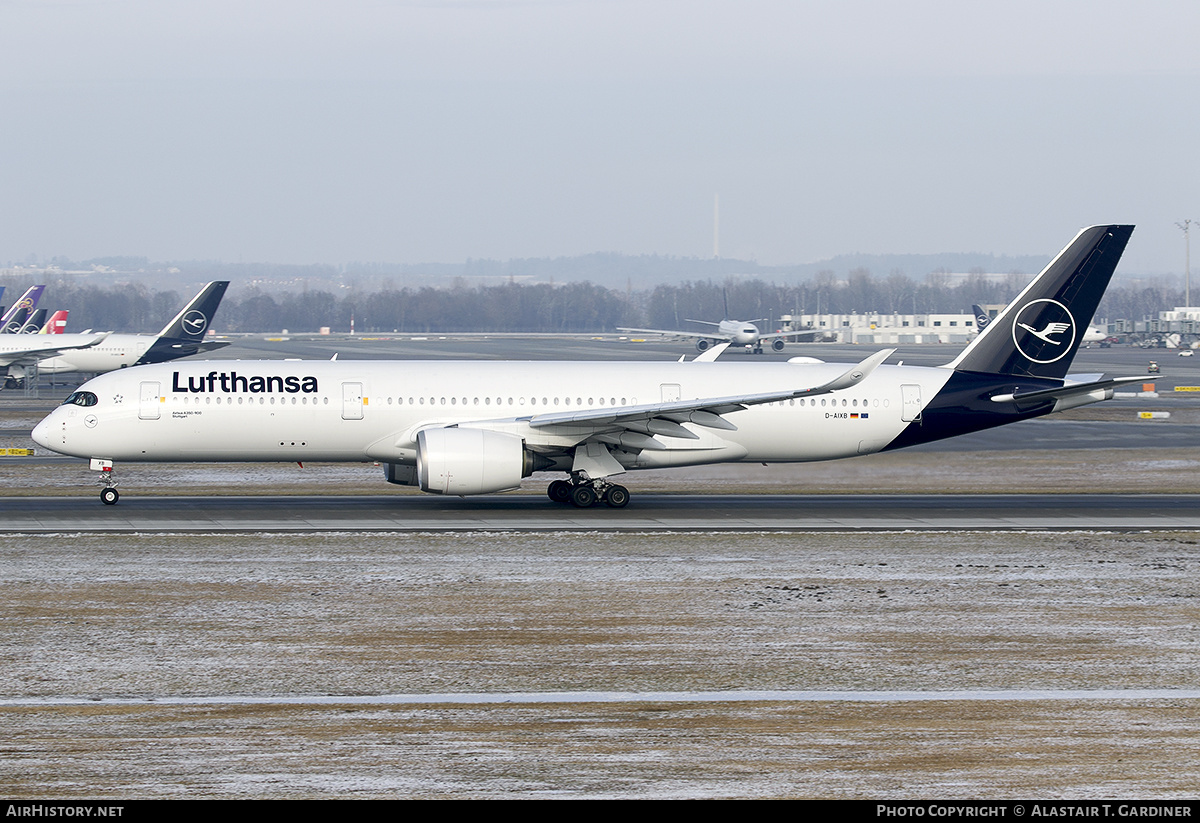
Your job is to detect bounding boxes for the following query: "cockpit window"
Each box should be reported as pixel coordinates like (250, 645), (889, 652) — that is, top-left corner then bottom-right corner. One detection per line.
(62, 391), (98, 407)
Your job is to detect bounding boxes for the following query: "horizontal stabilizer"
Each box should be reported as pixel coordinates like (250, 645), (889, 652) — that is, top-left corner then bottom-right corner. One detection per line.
(196, 341), (231, 353)
(991, 375), (1152, 406)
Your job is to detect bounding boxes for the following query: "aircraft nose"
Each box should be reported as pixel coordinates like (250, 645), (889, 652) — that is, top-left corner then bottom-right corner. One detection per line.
(31, 417), (52, 449)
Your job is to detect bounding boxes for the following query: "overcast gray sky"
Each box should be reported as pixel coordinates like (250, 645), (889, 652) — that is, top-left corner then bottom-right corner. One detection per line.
(2, 0), (1198, 273)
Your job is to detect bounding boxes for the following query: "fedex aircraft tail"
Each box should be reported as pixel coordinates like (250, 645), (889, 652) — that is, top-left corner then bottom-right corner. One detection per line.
(945, 225), (1133, 380)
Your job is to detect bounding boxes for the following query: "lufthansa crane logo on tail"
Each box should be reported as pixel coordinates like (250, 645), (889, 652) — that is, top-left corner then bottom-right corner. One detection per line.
(1017, 321), (1071, 344)
(182, 310), (208, 336)
(1011, 298), (1076, 364)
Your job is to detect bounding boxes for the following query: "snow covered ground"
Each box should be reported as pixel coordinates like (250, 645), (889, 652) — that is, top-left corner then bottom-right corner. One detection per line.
(4, 530), (1200, 797)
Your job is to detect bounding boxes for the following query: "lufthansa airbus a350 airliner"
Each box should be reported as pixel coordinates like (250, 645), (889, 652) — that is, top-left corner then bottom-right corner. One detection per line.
(33, 225), (1145, 507)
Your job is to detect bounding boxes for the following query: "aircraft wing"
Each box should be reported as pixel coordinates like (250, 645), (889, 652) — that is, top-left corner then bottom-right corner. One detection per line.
(0, 333), (111, 368)
(617, 327), (734, 342)
(519, 348), (894, 447)
(757, 329), (820, 341)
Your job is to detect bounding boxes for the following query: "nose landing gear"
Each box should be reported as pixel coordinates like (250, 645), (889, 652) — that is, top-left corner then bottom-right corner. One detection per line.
(91, 458), (119, 505)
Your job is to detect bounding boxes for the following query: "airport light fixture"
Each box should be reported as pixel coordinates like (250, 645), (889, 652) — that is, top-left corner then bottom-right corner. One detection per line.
(1177, 219), (1195, 310)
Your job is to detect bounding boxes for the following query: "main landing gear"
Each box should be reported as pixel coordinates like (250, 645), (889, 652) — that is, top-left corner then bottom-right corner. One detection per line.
(547, 477), (630, 508)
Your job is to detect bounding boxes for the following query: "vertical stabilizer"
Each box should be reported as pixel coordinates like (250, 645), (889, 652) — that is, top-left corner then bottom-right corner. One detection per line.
(154, 281), (229, 340)
(945, 225), (1133, 379)
(136, 281), (230, 365)
(0, 286), (44, 332)
(41, 310), (68, 334)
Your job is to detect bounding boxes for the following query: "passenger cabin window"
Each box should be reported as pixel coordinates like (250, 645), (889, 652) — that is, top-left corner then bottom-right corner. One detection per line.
(62, 391), (98, 407)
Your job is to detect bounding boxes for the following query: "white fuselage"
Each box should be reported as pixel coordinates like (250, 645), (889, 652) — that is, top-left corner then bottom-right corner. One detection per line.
(33, 359), (952, 468)
(13, 333), (155, 374)
(716, 319), (762, 347)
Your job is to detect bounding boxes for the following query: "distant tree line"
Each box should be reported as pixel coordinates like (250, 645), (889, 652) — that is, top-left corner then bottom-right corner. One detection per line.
(0, 272), (1189, 334)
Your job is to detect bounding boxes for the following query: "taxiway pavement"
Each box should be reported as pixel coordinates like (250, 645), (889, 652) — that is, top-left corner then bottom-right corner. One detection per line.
(3, 492), (1199, 532)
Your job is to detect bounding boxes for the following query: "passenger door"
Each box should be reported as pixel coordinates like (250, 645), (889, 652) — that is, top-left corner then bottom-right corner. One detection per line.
(139, 381), (161, 420)
(901, 384), (922, 422)
(342, 382), (364, 420)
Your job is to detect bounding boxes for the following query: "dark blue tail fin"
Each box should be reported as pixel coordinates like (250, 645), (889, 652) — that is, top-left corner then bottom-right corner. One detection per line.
(946, 225), (1133, 379)
(136, 281), (230, 365)
(971, 304), (990, 332)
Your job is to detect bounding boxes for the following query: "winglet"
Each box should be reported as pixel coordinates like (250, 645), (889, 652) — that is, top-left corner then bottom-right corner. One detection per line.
(694, 342), (730, 362)
(796, 348), (895, 396)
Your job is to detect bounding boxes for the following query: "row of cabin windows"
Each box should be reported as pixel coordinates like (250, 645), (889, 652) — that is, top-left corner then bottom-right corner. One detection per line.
(822, 320), (972, 328)
(176, 395), (329, 405)
(388, 396), (628, 407)
(168, 394), (891, 409)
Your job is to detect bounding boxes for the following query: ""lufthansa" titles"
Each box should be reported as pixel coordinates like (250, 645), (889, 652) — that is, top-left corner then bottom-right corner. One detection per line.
(172, 371), (319, 394)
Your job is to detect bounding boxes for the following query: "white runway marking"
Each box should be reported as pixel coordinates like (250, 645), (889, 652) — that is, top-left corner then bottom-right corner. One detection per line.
(7, 689), (1200, 707)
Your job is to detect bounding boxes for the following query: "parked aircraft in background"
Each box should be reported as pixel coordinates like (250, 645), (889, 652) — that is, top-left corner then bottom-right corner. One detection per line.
(972, 304), (991, 333)
(35, 227), (1145, 507)
(619, 317), (815, 354)
(976, 302), (1106, 344)
(41, 310), (68, 334)
(620, 289), (816, 353)
(0, 286), (45, 333)
(3, 282), (229, 384)
(15, 309), (48, 335)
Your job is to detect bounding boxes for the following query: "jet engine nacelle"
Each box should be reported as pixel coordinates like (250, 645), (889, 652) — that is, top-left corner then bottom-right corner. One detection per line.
(416, 427), (539, 495)
(696, 339), (710, 352)
(771, 338), (786, 352)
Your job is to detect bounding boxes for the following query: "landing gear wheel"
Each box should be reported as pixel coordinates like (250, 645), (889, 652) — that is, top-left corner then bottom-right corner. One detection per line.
(570, 484), (598, 508)
(604, 485), (630, 508)
(100, 488), (119, 505)
(548, 479), (572, 503)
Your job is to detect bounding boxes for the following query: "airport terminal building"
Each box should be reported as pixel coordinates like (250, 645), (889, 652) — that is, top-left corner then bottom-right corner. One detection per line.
(779, 312), (985, 345)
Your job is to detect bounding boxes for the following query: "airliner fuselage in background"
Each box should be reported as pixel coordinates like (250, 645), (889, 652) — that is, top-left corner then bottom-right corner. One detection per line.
(34, 226), (1145, 507)
(3, 282), (230, 379)
(619, 318), (809, 353)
